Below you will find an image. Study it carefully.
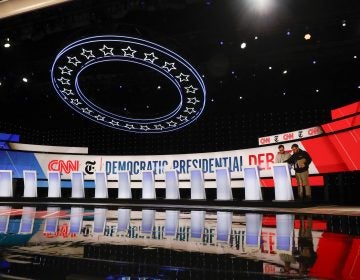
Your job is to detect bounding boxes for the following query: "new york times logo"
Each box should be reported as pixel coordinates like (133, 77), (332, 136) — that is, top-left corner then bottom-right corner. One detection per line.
(85, 161), (96, 174)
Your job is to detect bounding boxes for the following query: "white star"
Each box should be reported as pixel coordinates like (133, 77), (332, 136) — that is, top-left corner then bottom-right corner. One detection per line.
(59, 66), (73, 75)
(184, 107), (196, 114)
(176, 73), (189, 82)
(81, 107), (93, 114)
(187, 97), (200, 105)
(162, 62), (176, 72)
(154, 124), (165, 130)
(125, 124), (135, 130)
(57, 77), (70, 85)
(176, 115), (188, 122)
(94, 115), (105, 121)
(109, 120), (120, 126)
(122, 46), (137, 57)
(144, 52), (158, 63)
(166, 121), (177, 127)
(67, 56), (81, 66)
(80, 48), (95, 59)
(61, 88), (74, 96)
(99, 45), (114, 56)
(184, 85), (198, 93)
(140, 125), (150, 131)
(70, 99), (81, 106)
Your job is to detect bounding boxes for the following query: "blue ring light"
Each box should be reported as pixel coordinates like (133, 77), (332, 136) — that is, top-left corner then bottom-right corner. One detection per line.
(50, 35), (206, 133)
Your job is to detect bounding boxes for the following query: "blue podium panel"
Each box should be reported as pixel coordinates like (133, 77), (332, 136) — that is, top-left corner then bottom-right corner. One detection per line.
(245, 213), (263, 250)
(165, 210), (179, 237)
(165, 170), (180, 199)
(190, 210), (205, 240)
(23, 170), (37, 198)
(142, 171), (156, 199)
(71, 171), (85, 198)
(276, 214), (295, 252)
(69, 207), (84, 234)
(0, 170), (13, 197)
(117, 208), (131, 233)
(93, 208), (107, 234)
(118, 171), (132, 199)
(141, 209), (155, 235)
(216, 211), (233, 243)
(243, 165), (262, 201)
(95, 172), (108, 198)
(271, 163), (294, 201)
(216, 168), (233, 200)
(0, 206), (11, 233)
(19, 207), (36, 234)
(44, 207), (60, 233)
(190, 169), (206, 200)
(48, 171), (61, 198)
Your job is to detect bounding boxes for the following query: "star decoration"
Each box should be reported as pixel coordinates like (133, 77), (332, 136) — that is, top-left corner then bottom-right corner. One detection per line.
(70, 99), (81, 106)
(166, 121), (177, 127)
(122, 46), (137, 57)
(94, 115), (105, 121)
(99, 45), (114, 56)
(176, 73), (189, 82)
(60, 88), (74, 96)
(140, 125), (150, 131)
(81, 107), (93, 114)
(184, 107), (196, 114)
(176, 115), (188, 122)
(80, 48), (95, 59)
(187, 97), (200, 105)
(57, 77), (70, 85)
(144, 52), (158, 63)
(162, 62), (176, 72)
(59, 66), (73, 75)
(67, 56), (81, 66)
(125, 124), (135, 130)
(109, 120), (120, 126)
(154, 124), (165, 130)
(184, 85), (198, 93)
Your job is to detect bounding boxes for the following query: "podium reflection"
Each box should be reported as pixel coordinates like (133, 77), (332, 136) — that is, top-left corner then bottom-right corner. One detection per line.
(190, 210), (205, 240)
(216, 211), (232, 243)
(245, 213), (263, 250)
(0, 206), (11, 233)
(165, 210), (179, 238)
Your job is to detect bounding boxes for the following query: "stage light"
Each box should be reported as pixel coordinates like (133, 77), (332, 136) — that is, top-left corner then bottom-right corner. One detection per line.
(342, 20), (346, 27)
(315, 89), (319, 93)
(22, 77), (28, 83)
(211, 98), (214, 102)
(240, 42), (247, 49)
(157, 85), (161, 90)
(245, 0), (276, 14)
(312, 60), (317, 64)
(3, 38), (10, 48)
(219, 41), (224, 45)
(286, 31), (291, 36)
(282, 92), (286, 96)
(353, 55), (357, 59)
(282, 70), (287, 74)
(304, 33), (311, 40)
(268, 66), (272, 70)
(254, 36), (258, 40)
(0, 81), (2, 86)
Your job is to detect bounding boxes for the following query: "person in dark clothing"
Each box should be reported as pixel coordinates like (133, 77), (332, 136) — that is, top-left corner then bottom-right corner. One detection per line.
(284, 144), (312, 200)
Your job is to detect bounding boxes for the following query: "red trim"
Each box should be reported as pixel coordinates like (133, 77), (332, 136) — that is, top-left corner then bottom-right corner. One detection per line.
(321, 114), (360, 133)
(331, 101), (360, 120)
(260, 176), (324, 188)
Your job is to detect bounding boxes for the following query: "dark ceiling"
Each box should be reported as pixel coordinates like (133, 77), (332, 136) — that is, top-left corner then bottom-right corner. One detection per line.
(0, 0), (359, 152)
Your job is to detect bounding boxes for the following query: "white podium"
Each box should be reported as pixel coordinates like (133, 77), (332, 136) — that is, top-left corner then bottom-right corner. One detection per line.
(141, 170), (156, 199)
(118, 171), (132, 199)
(215, 167), (233, 200)
(23, 170), (37, 198)
(94, 172), (108, 198)
(165, 169), (180, 199)
(71, 171), (85, 198)
(0, 170), (13, 197)
(243, 165), (263, 201)
(190, 168), (206, 200)
(48, 171), (61, 198)
(271, 163), (294, 201)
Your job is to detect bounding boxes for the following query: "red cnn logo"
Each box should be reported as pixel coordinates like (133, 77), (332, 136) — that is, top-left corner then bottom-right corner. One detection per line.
(48, 160), (79, 174)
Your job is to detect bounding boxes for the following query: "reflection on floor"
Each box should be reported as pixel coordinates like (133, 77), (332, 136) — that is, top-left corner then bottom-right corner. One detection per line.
(0, 204), (359, 279)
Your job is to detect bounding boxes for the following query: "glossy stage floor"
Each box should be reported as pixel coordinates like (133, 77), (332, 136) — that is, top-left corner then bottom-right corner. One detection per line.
(0, 198), (359, 280)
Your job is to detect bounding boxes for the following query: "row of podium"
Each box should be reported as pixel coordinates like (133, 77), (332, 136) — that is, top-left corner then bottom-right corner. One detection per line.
(0, 163), (294, 201)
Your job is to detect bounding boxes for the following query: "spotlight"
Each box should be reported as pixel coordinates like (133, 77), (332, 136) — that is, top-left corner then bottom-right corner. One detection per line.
(354, 55), (357, 59)
(304, 33), (311, 40)
(254, 36), (258, 40)
(239, 96), (243, 100)
(312, 60), (317, 64)
(282, 92), (286, 96)
(315, 89), (319, 93)
(4, 38), (10, 48)
(342, 20), (346, 27)
(282, 70), (287, 74)
(286, 31), (291, 36)
(22, 77), (28, 83)
(268, 66), (272, 70)
(157, 85), (161, 90)
(240, 42), (247, 49)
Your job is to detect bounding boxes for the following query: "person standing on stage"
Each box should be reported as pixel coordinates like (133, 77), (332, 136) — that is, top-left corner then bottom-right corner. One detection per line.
(275, 144), (291, 163)
(284, 144), (312, 201)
